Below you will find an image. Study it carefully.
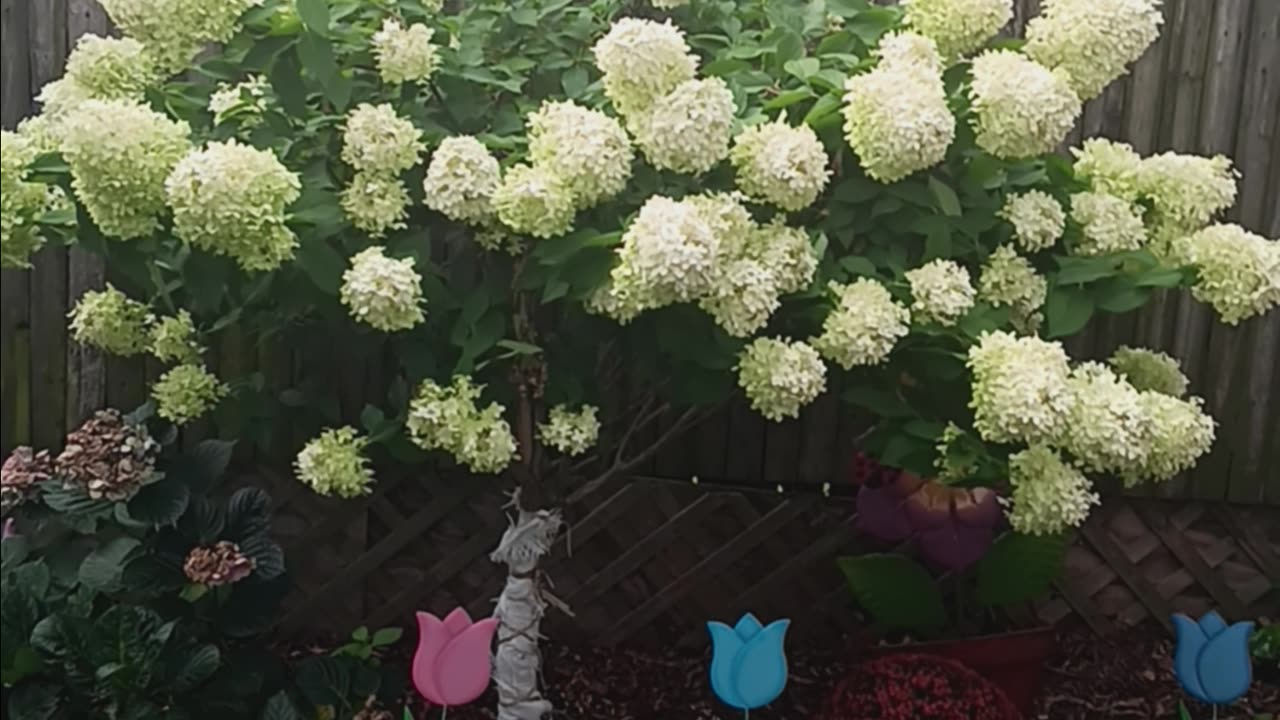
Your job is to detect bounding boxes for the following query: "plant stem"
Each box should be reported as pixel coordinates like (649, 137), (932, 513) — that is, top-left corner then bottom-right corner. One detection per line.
(442, 708), (447, 720)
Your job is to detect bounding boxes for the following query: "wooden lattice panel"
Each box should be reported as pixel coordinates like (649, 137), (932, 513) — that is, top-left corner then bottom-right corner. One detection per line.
(260, 467), (1278, 644)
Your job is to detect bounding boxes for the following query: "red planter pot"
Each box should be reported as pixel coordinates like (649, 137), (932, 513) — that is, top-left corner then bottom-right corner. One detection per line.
(868, 627), (1057, 718)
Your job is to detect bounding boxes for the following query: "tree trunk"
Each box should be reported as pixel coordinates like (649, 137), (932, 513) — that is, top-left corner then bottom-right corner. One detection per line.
(491, 504), (562, 720)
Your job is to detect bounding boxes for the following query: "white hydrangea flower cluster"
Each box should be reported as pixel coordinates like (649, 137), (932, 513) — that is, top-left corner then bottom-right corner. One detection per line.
(594, 194), (817, 335)
(1004, 445), (1100, 536)
(842, 32), (955, 182)
(1, 132), (66, 268)
(699, 258), (782, 338)
(1024, 0), (1162, 101)
(100, 0), (264, 73)
(1000, 190), (1065, 252)
(341, 104), (424, 177)
(967, 330), (1072, 444)
(208, 75), (270, 127)
(969, 50), (1081, 159)
(1125, 392), (1216, 485)
(492, 163), (577, 239)
(527, 100), (634, 209)
(748, 219), (821, 295)
(151, 364), (227, 425)
(166, 139), (301, 271)
(295, 427), (375, 498)
(149, 310), (203, 364)
(341, 173), (411, 237)
(812, 278), (911, 369)
(593, 19), (735, 175)
(632, 77), (737, 175)
(1177, 224), (1280, 326)
(340, 247), (425, 332)
(1109, 346), (1188, 397)
(69, 285), (153, 356)
(730, 117), (831, 211)
(1059, 362), (1149, 474)
(1069, 191), (1147, 255)
(60, 100), (191, 240)
(905, 259), (976, 326)
(406, 376), (518, 474)
(538, 405), (601, 456)
(423, 136), (502, 226)
(978, 245), (1048, 334)
(1139, 152), (1238, 244)
(371, 19), (441, 85)
(38, 35), (157, 116)
(14, 115), (62, 156)
(607, 195), (721, 311)
(902, 0), (1012, 59)
(1072, 138), (1144, 201)
(736, 337), (827, 421)
(592, 18), (697, 118)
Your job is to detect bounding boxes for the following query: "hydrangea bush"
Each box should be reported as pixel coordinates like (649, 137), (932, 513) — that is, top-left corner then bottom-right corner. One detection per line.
(3, 0), (1277, 716)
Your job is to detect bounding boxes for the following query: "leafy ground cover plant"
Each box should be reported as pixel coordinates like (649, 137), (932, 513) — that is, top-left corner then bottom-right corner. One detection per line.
(1, 0), (1277, 717)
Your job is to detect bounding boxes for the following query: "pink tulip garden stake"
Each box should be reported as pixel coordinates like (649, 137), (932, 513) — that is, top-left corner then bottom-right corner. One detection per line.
(412, 608), (500, 719)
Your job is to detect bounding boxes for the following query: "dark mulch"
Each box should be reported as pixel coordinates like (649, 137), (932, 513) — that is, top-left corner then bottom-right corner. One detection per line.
(401, 623), (1277, 720)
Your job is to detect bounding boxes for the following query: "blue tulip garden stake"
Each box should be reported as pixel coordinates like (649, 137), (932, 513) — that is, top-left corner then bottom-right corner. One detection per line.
(1172, 611), (1255, 719)
(707, 613), (790, 719)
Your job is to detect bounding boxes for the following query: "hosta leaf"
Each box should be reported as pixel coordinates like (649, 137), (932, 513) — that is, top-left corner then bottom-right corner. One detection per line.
(838, 554), (946, 635)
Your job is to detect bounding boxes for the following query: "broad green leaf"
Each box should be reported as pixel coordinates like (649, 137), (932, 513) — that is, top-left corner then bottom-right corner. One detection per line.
(763, 87), (815, 110)
(1045, 284), (1095, 338)
(803, 92), (841, 125)
(5, 682), (59, 720)
(1054, 255), (1120, 285)
(838, 555), (946, 634)
(40, 482), (112, 516)
(371, 627), (403, 646)
(294, 655), (351, 707)
(293, 237), (346, 295)
(260, 692), (302, 720)
(360, 405), (387, 435)
(840, 256), (877, 277)
(173, 644), (221, 692)
(561, 66), (589, 98)
(784, 57), (821, 80)
(79, 537), (142, 591)
(974, 532), (1067, 608)
(1096, 278), (1151, 313)
(927, 176), (962, 217)
(1133, 268), (1187, 288)
(295, 0), (330, 33)
(126, 477), (191, 527)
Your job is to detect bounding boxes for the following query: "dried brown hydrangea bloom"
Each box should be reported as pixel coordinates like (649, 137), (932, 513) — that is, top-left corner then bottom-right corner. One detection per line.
(1, 446), (53, 507)
(182, 540), (255, 587)
(55, 409), (159, 501)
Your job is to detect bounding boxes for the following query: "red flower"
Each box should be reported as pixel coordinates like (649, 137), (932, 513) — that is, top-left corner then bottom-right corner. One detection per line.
(819, 653), (1019, 720)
